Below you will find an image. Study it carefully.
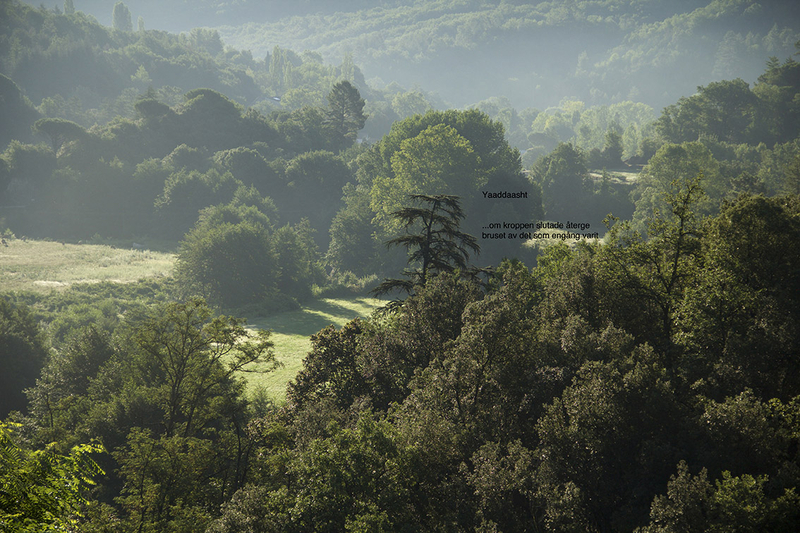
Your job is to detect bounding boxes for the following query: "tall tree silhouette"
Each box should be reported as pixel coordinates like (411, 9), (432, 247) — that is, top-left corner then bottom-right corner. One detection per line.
(373, 194), (480, 297)
(324, 80), (366, 150)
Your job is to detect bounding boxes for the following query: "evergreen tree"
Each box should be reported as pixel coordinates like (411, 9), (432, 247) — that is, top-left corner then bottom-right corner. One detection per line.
(324, 80), (367, 151)
(373, 194), (480, 297)
(63, 0), (74, 15)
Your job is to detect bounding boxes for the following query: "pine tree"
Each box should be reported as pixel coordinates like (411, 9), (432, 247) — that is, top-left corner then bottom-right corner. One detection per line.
(324, 80), (367, 151)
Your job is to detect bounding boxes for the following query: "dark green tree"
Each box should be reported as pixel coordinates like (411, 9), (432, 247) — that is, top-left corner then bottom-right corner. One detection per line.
(175, 215), (278, 309)
(602, 129), (624, 167)
(105, 300), (273, 530)
(0, 298), (50, 417)
(211, 415), (423, 533)
(677, 194), (800, 399)
(273, 219), (323, 301)
(373, 194), (480, 297)
(530, 142), (588, 219)
(602, 175), (706, 375)
(326, 183), (379, 276)
(324, 80), (367, 151)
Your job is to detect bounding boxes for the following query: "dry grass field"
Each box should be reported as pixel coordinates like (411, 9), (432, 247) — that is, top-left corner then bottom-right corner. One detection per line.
(0, 238), (175, 292)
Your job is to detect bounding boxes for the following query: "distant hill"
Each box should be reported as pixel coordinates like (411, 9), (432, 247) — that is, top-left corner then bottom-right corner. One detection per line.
(20, 0), (403, 33)
(212, 0), (800, 110)
(19, 0), (800, 112)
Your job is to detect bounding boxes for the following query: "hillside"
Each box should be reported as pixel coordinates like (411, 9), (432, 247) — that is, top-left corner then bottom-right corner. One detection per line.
(214, 0), (800, 110)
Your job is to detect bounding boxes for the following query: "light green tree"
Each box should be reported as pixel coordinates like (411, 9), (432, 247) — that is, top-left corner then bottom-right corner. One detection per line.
(631, 141), (722, 230)
(370, 123), (481, 232)
(0, 423), (104, 531)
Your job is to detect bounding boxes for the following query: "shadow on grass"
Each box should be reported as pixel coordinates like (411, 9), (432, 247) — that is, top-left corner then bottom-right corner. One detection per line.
(247, 297), (385, 337)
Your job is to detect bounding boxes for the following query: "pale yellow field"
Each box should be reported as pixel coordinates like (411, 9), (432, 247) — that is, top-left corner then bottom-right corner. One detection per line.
(0, 238), (175, 292)
(0, 237), (383, 403)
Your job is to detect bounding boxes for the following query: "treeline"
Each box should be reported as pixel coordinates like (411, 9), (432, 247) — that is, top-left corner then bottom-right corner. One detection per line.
(0, 0), (445, 144)
(470, 48), (800, 168)
(1, 78), (376, 310)
(19, 0), (403, 33)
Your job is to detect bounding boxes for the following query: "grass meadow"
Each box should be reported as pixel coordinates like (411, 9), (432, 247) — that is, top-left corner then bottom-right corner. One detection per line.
(0, 238), (175, 292)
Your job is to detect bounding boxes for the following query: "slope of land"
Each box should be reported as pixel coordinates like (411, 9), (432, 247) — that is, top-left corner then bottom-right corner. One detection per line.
(215, 0), (800, 110)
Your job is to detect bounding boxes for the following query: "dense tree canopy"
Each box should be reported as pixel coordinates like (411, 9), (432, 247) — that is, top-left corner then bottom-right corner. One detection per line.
(2, 2), (800, 531)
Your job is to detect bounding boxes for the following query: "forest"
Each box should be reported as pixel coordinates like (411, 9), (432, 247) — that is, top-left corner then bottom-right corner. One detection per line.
(1, 0), (800, 531)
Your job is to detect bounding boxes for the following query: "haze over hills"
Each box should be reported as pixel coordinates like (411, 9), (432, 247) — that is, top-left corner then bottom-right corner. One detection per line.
(215, 0), (800, 110)
(22, 0), (800, 111)
(4, 1), (800, 531)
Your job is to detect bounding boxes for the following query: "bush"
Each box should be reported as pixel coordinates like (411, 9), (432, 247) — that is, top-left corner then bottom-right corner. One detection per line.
(176, 219), (278, 308)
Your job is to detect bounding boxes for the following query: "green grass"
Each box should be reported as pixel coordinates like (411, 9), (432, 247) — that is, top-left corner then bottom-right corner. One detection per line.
(0, 238), (175, 293)
(242, 297), (385, 402)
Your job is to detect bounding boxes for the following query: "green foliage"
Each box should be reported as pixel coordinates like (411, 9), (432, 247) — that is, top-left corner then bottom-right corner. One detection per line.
(217, 0), (800, 114)
(655, 59), (800, 147)
(213, 146), (275, 189)
(326, 183), (380, 276)
(531, 142), (588, 219)
(677, 194), (800, 398)
(0, 74), (39, 149)
(32, 117), (86, 154)
(176, 215), (278, 309)
(156, 168), (243, 239)
(372, 124), (482, 231)
(632, 142), (722, 229)
(212, 415), (423, 533)
(602, 175), (705, 373)
(273, 219), (323, 301)
(112, 2), (132, 32)
(4, 2), (800, 529)
(0, 422), (104, 531)
(324, 80), (367, 151)
(175, 194), (321, 309)
(280, 149), (353, 246)
(642, 461), (800, 532)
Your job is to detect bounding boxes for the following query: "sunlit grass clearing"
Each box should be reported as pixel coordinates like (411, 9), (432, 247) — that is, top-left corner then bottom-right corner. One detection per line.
(243, 297), (385, 402)
(0, 239), (175, 292)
